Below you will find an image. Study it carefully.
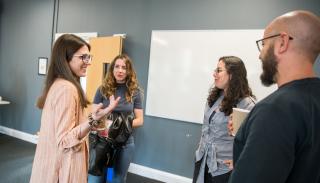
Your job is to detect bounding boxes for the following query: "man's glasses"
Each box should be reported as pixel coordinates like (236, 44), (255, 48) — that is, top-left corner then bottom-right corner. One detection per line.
(256, 34), (293, 52)
(73, 54), (93, 64)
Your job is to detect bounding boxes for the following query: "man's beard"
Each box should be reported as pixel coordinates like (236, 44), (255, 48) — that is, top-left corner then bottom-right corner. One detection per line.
(260, 45), (278, 86)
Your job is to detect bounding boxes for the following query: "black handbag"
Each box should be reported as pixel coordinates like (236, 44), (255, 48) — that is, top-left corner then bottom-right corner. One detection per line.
(107, 112), (134, 148)
(88, 132), (115, 176)
(88, 112), (134, 176)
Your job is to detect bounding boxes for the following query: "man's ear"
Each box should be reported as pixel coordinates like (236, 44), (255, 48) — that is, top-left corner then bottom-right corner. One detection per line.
(278, 33), (290, 54)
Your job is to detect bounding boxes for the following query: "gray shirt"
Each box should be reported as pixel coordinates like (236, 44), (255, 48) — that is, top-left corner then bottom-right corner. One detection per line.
(93, 83), (143, 112)
(195, 95), (255, 182)
(93, 83), (143, 144)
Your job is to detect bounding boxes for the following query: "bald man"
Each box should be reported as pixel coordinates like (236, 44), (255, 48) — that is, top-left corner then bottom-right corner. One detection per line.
(229, 10), (320, 183)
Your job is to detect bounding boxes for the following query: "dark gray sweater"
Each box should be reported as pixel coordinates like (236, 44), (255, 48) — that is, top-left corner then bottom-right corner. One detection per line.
(230, 78), (320, 183)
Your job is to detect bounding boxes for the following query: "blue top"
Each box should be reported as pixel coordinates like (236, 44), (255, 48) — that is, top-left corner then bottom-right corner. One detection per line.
(195, 95), (255, 182)
(93, 83), (143, 112)
(93, 83), (143, 143)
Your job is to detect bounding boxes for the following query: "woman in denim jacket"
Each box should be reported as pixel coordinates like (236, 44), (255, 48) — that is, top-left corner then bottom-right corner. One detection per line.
(193, 56), (255, 183)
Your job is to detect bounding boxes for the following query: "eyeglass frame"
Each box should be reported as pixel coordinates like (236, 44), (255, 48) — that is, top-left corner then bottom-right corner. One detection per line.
(256, 33), (293, 52)
(214, 68), (227, 74)
(73, 54), (93, 64)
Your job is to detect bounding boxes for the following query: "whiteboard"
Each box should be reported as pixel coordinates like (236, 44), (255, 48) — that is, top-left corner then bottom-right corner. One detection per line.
(146, 30), (277, 124)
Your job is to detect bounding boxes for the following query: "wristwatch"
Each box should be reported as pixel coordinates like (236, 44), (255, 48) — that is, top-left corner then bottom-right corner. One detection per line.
(88, 113), (98, 127)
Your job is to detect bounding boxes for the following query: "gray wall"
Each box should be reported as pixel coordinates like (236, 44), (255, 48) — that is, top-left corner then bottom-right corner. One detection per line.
(0, 0), (54, 132)
(1, 0), (319, 178)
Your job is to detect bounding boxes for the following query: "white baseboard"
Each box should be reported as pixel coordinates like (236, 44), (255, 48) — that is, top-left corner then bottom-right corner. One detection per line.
(0, 125), (38, 144)
(0, 125), (192, 183)
(128, 163), (192, 183)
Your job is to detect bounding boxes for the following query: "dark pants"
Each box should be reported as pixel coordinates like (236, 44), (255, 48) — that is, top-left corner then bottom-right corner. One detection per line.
(88, 140), (135, 183)
(193, 159), (231, 183)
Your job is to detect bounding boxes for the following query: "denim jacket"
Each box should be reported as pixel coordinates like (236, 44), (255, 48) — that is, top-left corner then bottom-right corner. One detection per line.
(195, 95), (255, 182)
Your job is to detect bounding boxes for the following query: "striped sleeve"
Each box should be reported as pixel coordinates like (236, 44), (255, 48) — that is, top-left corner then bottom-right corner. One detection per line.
(51, 83), (85, 151)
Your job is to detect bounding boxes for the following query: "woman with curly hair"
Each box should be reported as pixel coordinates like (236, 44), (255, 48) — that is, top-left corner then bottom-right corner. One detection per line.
(88, 54), (143, 183)
(193, 56), (256, 183)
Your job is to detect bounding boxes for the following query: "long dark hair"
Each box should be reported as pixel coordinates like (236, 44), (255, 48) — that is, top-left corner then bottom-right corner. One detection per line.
(207, 56), (255, 115)
(37, 34), (90, 109)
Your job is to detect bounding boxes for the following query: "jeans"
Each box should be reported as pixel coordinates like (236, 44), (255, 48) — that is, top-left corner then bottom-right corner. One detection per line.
(88, 174), (105, 183)
(88, 137), (135, 183)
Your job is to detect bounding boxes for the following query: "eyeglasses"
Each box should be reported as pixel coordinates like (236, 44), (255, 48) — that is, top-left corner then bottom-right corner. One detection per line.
(256, 34), (293, 52)
(73, 54), (93, 64)
(214, 68), (226, 74)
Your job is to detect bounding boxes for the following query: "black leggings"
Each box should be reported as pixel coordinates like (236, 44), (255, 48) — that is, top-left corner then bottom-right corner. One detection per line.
(193, 159), (231, 183)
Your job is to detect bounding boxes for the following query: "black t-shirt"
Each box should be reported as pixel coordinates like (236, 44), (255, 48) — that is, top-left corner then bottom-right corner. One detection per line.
(229, 78), (320, 183)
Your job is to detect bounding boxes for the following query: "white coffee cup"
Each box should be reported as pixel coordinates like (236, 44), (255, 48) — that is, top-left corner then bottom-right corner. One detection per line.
(231, 108), (250, 136)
